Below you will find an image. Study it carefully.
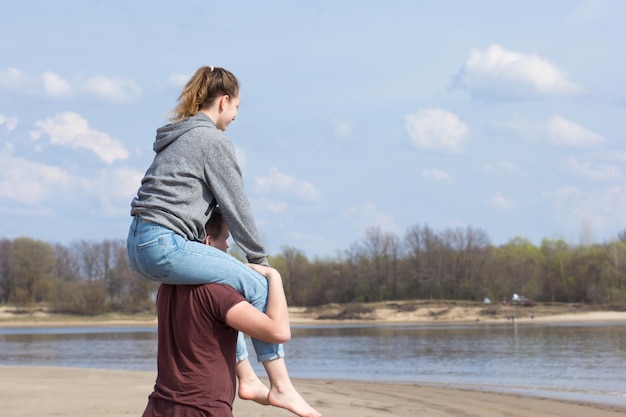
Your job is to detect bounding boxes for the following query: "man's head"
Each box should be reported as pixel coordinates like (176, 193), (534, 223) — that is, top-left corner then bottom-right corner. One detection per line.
(204, 207), (230, 252)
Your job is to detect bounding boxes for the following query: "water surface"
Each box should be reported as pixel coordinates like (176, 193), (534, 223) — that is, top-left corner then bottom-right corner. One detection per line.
(1, 321), (624, 408)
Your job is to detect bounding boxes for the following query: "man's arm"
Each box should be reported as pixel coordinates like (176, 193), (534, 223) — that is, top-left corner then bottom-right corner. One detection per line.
(225, 264), (291, 344)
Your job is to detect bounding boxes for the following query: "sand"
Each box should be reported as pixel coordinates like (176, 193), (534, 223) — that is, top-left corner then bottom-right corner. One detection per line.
(2, 304), (626, 328)
(1, 365), (625, 417)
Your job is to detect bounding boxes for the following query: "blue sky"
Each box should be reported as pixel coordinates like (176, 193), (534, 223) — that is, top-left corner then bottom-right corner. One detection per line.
(1, 1), (625, 258)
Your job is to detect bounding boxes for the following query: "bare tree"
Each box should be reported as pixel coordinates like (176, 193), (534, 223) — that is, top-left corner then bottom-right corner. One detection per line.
(361, 227), (403, 300)
(272, 246), (311, 306)
(11, 237), (56, 309)
(404, 224), (426, 298)
(53, 243), (81, 284)
(0, 239), (13, 303)
(443, 226), (490, 300)
(540, 238), (570, 302)
(72, 240), (105, 281)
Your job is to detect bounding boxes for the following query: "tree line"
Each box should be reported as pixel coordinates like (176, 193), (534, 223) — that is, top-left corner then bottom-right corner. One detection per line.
(0, 238), (155, 315)
(1, 224), (625, 315)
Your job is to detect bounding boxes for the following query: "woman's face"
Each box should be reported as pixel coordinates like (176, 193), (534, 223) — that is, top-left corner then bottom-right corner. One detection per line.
(216, 94), (240, 131)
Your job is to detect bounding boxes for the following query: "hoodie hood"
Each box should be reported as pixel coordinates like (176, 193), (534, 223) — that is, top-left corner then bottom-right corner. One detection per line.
(154, 112), (216, 153)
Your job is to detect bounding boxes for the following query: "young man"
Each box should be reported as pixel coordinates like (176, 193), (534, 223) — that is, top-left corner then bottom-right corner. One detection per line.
(141, 209), (321, 417)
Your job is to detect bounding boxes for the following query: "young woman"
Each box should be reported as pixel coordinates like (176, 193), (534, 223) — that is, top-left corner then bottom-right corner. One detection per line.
(127, 66), (319, 417)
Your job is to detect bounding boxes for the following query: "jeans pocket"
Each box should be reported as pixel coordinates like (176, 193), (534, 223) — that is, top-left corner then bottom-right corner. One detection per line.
(136, 235), (175, 282)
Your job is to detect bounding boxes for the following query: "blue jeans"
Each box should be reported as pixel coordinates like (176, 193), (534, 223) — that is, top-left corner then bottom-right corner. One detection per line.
(127, 216), (283, 362)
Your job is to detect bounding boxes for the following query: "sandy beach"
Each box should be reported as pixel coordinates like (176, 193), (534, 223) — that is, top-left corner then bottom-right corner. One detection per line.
(1, 365), (625, 417)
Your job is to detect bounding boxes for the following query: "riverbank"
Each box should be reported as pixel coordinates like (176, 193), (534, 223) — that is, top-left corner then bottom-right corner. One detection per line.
(1, 365), (625, 417)
(1, 300), (625, 328)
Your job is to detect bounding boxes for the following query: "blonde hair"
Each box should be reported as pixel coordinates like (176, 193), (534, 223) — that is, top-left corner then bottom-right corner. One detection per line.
(170, 66), (240, 122)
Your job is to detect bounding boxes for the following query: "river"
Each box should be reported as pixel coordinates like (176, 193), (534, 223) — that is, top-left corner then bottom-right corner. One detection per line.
(0, 321), (624, 408)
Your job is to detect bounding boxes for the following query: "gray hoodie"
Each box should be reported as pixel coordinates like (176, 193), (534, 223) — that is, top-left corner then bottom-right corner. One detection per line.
(130, 112), (268, 265)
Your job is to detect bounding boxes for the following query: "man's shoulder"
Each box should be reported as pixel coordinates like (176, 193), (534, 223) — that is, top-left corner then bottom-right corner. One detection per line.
(197, 282), (239, 294)
(194, 283), (245, 305)
(160, 283), (238, 296)
(160, 283), (245, 319)
(195, 284), (246, 320)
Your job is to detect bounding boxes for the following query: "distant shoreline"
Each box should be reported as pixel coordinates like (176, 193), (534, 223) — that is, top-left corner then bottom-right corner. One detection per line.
(1, 300), (624, 328)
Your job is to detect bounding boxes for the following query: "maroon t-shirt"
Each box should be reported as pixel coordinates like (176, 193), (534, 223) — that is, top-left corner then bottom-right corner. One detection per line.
(142, 283), (246, 417)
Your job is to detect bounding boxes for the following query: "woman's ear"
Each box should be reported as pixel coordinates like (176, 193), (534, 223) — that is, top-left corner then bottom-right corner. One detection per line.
(204, 235), (211, 246)
(218, 94), (230, 112)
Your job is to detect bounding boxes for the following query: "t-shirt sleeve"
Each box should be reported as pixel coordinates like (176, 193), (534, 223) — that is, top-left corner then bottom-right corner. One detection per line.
(204, 283), (247, 323)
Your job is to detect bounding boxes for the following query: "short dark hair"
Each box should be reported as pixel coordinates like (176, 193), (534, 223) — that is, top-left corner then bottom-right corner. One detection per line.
(205, 206), (225, 238)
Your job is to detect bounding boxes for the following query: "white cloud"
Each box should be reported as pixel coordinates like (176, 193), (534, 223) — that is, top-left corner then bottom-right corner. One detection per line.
(405, 108), (469, 153)
(562, 156), (621, 181)
(41, 71), (72, 97)
(421, 168), (452, 181)
(0, 67), (141, 104)
(544, 116), (603, 146)
(604, 150), (626, 162)
(343, 202), (399, 235)
(551, 185), (579, 199)
(81, 75), (141, 103)
(488, 192), (516, 210)
(0, 114), (18, 131)
(30, 112), (129, 164)
(0, 149), (143, 217)
(454, 44), (585, 99)
(88, 167), (143, 199)
(549, 184), (626, 240)
(333, 120), (353, 140)
(0, 67), (38, 92)
(79, 167), (144, 216)
(256, 197), (288, 214)
(0, 205), (53, 217)
(483, 161), (516, 174)
(168, 72), (191, 88)
(235, 146), (247, 168)
(567, 0), (609, 26)
(254, 167), (321, 201)
(0, 151), (71, 204)
(499, 115), (603, 147)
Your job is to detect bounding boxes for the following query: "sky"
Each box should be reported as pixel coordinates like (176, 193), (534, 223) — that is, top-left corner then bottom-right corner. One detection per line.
(1, 1), (625, 259)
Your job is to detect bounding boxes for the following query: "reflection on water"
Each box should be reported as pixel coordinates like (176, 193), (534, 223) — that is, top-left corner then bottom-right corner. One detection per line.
(0, 327), (157, 370)
(1, 322), (625, 407)
(282, 324), (626, 396)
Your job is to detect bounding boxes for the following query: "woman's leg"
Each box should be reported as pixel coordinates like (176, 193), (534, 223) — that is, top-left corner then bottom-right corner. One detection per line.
(236, 332), (270, 405)
(127, 217), (282, 361)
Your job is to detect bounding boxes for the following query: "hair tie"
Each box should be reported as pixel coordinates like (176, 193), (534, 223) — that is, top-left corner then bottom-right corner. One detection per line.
(209, 66), (214, 72)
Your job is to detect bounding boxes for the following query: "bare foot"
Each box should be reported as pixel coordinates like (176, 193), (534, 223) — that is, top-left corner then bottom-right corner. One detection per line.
(261, 357), (321, 417)
(236, 358), (270, 405)
(267, 384), (322, 417)
(238, 377), (270, 405)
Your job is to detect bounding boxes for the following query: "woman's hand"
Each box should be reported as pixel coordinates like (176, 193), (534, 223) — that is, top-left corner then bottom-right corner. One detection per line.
(247, 263), (280, 280)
